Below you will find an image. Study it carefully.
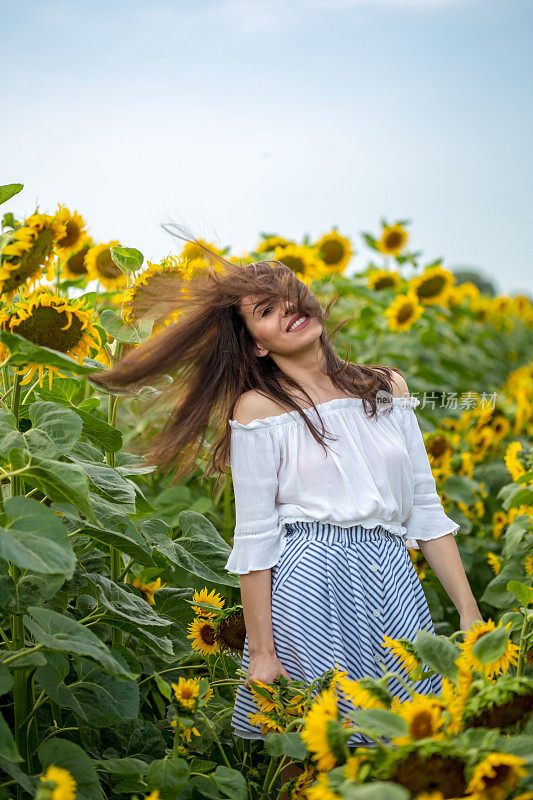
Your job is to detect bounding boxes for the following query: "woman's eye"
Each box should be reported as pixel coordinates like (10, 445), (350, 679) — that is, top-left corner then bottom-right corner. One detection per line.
(261, 307), (273, 317)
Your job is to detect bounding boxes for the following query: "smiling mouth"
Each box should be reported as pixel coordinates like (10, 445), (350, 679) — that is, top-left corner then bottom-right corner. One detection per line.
(286, 314), (309, 332)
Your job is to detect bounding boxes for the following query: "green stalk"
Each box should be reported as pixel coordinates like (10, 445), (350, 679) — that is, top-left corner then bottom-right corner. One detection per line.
(104, 343), (122, 648)
(9, 371), (37, 778)
(197, 709), (231, 768)
(516, 609), (530, 677)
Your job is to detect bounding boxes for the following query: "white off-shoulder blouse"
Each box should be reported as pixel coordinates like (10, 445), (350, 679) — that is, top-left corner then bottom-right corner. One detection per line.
(224, 396), (460, 575)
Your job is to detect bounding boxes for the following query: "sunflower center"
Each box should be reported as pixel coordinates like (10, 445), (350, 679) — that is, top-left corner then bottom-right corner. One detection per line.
(416, 276), (446, 299)
(320, 240), (344, 265)
(410, 711), (434, 739)
(279, 255), (305, 274)
(14, 306), (84, 352)
(397, 302), (416, 324)
(384, 231), (405, 250)
(375, 277), (396, 290)
(95, 248), (122, 279)
(3, 228), (55, 294)
(430, 437), (449, 458)
(65, 244), (90, 275)
(58, 220), (82, 249)
(200, 624), (216, 646)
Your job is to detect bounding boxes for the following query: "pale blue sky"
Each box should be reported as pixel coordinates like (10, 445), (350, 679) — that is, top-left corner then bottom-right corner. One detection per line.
(3, 0), (532, 293)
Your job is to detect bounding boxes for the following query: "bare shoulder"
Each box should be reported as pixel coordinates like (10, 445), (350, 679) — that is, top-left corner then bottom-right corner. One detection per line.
(231, 390), (289, 425)
(388, 369), (410, 399)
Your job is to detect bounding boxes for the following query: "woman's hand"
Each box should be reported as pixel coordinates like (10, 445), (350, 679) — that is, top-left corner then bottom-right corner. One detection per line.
(245, 651), (292, 688)
(459, 609), (484, 636)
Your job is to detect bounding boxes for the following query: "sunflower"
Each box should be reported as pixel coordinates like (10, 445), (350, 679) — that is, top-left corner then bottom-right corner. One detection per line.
(367, 269), (402, 291)
(248, 678), (279, 713)
(333, 670), (387, 710)
(0, 288), (102, 389)
(170, 719), (201, 743)
(129, 575), (166, 605)
(392, 696), (447, 744)
(0, 212), (66, 302)
(248, 712), (285, 734)
(190, 587), (225, 619)
(171, 677), (200, 711)
(381, 634), (421, 679)
(439, 658), (473, 735)
(59, 238), (92, 281)
(384, 292), (424, 332)
(426, 434), (454, 471)
(187, 616), (218, 656)
(38, 765), (77, 800)
(459, 619), (520, 677)
(466, 752), (527, 800)
(409, 265), (456, 306)
(288, 763), (317, 799)
(55, 206), (88, 257)
(504, 441), (527, 482)
(314, 229), (353, 273)
(376, 223), (409, 257)
(300, 687), (342, 772)
(256, 235), (292, 254)
(492, 511), (508, 540)
(525, 555), (533, 577)
(274, 243), (324, 283)
(121, 255), (191, 328)
(487, 552), (501, 575)
(85, 240), (128, 291)
(215, 610), (246, 655)
(305, 772), (339, 800)
(145, 792), (161, 800)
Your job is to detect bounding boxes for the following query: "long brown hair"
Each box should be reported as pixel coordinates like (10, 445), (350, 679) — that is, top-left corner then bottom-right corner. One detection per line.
(89, 230), (404, 488)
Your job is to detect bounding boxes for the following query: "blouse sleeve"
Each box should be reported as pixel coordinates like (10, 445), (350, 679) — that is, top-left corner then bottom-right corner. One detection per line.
(398, 397), (460, 550)
(224, 423), (286, 575)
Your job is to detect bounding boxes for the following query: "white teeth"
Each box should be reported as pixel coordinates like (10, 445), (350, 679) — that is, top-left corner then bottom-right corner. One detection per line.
(288, 315), (307, 332)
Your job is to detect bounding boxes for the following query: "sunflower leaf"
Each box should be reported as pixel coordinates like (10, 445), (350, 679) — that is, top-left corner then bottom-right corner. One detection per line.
(0, 497), (76, 577)
(507, 580), (533, 608)
(99, 309), (155, 344)
(38, 738), (106, 800)
(0, 183), (23, 206)
(351, 708), (408, 739)
(0, 330), (99, 374)
(110, 246), (144, 274)
(471, 625), (510, 664)
(413, 630), (460, 681)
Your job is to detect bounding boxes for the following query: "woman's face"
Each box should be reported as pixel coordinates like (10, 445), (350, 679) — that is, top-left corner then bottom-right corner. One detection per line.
(239, 294), (323, 358)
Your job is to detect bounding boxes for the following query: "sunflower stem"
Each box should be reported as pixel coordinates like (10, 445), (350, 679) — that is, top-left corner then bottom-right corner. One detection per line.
(105, 347), (123, 648)
(197, 708), (232, 768)
(516, 608), (530, 677)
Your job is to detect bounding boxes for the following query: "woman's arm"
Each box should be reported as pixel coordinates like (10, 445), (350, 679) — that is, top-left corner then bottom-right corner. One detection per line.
(240, 567), (292, 686)
(417, 534), (483, 631)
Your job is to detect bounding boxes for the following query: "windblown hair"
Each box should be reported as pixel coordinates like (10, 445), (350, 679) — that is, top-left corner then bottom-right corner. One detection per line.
(90, 226), (404, 489)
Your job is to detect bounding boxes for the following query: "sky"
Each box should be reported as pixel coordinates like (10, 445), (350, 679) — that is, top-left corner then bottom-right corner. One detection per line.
(3, 0), (532, 294)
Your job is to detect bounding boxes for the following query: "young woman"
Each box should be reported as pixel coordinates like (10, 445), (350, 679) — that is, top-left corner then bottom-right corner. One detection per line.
(91, 242), (482, 755)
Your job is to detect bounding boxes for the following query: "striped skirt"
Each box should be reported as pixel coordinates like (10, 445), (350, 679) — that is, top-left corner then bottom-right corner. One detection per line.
(231, 521), (443, 746)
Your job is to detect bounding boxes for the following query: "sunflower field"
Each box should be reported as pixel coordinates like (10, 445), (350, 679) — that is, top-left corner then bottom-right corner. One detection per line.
(0, 180), (532, 800)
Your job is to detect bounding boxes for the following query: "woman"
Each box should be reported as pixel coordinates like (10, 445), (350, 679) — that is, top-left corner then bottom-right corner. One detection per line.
(91, 239), (482, 758)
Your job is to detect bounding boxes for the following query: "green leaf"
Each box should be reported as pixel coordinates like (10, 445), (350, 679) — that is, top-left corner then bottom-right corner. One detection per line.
(0, 183), (23, 206)
(264, 731), (308, 759)
(440, 474), (479, 505)
(25, 401), (83, 458)
(70, 458), (136, 511)
(507, 580), (533, 608)
(9, 448), (93, 521)
(110, 246), (144, 273)
(84, 574), (171, 630)
(102, 617), (175, 659)
(503, 516), (532, 558)
(0, 663), (13, 696)
(36, 653), (139, 727)
(147, 511), (238, 587)
(39, 738), (105, 800)
(74, 518), (153, 565)
(340, 784), (409, 800)
(472, 626), (510, 664)
(351, 708), (408, 739)
(145, 757), (189, 800)
(414, 630), (460, 681)
(0, 497), (76, 577)
(99, 309), (155, 344)
(24, 606), (134, 678)
(0, 330), (99, 374)
(211, 765), (247, 800)
(0, 712), (21, 762)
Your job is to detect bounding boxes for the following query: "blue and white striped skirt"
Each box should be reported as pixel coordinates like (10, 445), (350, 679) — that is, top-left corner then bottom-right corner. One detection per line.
(231, 521), (443, 745)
